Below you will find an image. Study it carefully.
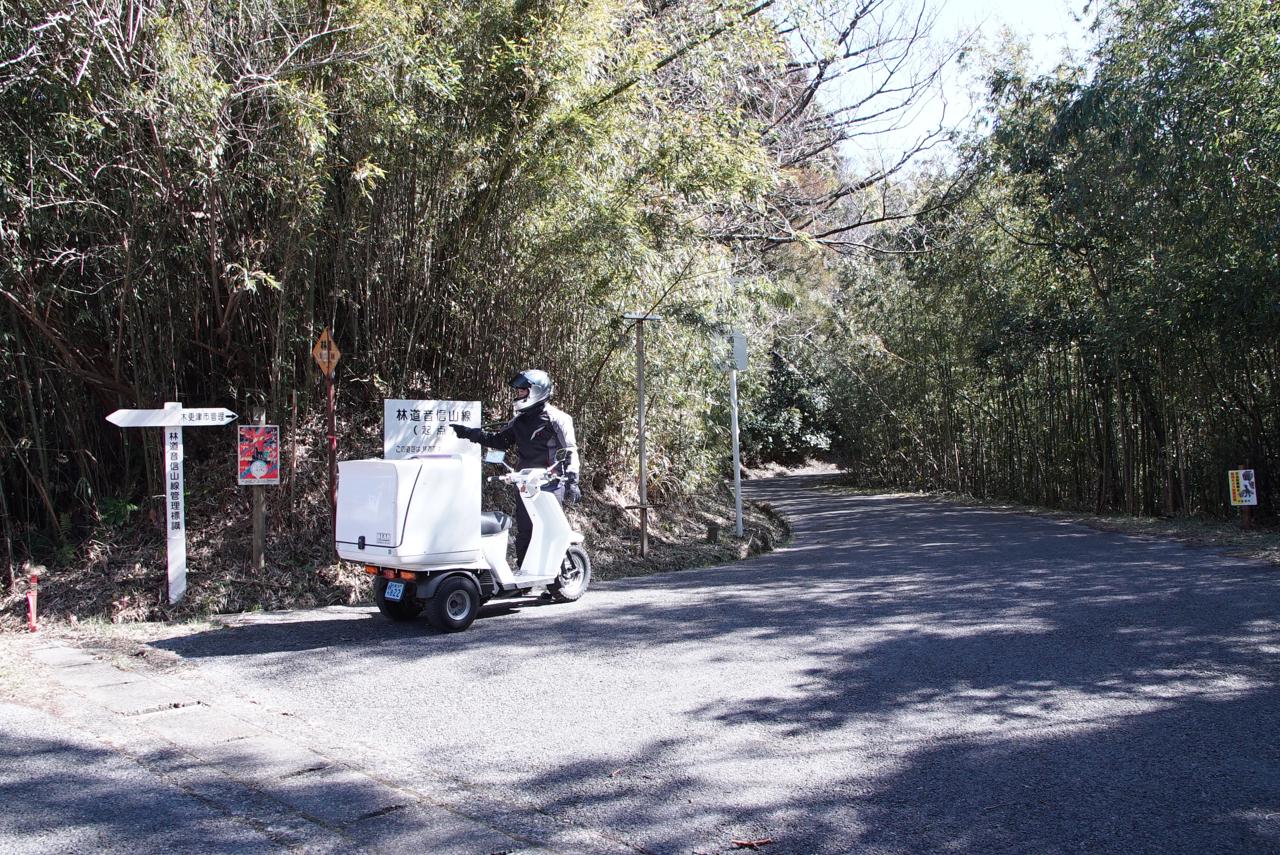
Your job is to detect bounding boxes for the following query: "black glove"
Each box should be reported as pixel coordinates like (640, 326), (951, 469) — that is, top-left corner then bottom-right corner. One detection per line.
(563, 473), (581, 505)
(450, 423), (477, 442)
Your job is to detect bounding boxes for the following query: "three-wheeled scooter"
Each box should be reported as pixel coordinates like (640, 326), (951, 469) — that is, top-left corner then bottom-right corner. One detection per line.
(334, 446), (590, 633)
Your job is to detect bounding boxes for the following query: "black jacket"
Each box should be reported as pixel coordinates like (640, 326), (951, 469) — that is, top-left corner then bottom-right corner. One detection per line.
(464, 402), (580, 476)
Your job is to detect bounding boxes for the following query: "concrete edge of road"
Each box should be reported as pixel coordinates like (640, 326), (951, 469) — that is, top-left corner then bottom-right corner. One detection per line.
(10, 634), (645, 855)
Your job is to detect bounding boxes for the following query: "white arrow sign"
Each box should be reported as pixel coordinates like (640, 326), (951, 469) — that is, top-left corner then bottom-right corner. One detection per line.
(177, 408), (238, 426)
(107, 407), (181, 427)
(105, 401), (237, 603)
(107, 406), (238, 427)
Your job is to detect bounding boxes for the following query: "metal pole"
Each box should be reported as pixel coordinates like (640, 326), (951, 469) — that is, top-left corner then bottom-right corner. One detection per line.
(327, 373), (337, 534)
(729, 367), (744, 537)
(636, 320), (649, 557)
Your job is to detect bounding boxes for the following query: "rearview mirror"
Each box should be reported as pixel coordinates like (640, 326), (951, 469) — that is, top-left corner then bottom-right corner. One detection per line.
(484, 449), (507, 465)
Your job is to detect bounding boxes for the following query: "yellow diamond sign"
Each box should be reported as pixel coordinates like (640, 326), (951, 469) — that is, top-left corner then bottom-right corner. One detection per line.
(312, 328), (341, 377)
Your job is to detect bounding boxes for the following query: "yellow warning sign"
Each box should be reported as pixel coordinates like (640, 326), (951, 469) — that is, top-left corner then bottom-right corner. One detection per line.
(312, 329), (341, 377)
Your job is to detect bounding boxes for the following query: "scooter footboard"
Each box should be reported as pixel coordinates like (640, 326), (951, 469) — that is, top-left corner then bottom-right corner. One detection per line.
(481, 531), (511, 579)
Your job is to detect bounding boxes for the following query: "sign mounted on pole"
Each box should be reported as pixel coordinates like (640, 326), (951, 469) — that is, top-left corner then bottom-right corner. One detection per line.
(312, 328), (341, 377)
(105, 407), (237, 428)
(106, 401), (238, 604)
(238, 425), (281, 485)
(106, 407), (183, 428)
(384, 400), (480, 460)
(163, 422), (186, 601)
(1229, 469), (1258, 506)
(179, 408), (238, 426)
(729, 331), (748, 372)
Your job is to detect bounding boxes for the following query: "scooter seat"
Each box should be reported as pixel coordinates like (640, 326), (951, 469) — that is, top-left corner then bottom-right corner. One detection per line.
(480, 511), (513, 536)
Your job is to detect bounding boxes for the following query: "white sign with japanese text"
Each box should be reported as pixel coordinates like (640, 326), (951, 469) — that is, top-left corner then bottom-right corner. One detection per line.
(106, 401), (237, 603)
(164, 425), (187, 602)
(179, 408), (237, 426)
(384, 400), (482, 460)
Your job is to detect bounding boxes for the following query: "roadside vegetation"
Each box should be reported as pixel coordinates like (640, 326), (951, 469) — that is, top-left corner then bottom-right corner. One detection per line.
(3, 0), (1278, 624)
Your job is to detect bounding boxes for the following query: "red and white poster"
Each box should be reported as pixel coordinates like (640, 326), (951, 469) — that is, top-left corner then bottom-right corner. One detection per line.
(238, 425), (281, 485)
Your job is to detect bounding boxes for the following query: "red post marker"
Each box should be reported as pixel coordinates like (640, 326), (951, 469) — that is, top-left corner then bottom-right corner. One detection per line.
(26, 572), (38, 632)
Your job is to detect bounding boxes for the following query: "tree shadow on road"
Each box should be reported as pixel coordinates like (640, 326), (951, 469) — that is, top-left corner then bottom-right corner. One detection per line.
(139, 477), (1280, 854)
(482, 485), (1280, 853)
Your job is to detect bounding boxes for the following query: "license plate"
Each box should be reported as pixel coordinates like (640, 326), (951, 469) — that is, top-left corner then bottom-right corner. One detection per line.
(384, 580), (405, 601)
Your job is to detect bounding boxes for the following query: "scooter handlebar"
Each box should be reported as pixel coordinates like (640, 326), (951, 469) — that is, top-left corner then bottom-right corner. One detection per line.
(494, 468), (558, 488)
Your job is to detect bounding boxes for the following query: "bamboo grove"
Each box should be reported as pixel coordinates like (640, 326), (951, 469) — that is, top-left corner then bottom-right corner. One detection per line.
(824, 0), (1280, 518)
(0, 0), (944, 579)
(4, 0), (1278, 585)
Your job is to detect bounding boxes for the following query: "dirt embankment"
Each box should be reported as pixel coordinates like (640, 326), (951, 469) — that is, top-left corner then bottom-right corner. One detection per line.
(0, 430), (792, 632)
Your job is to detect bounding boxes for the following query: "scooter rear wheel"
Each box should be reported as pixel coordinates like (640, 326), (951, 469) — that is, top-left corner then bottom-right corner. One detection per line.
(548, 546), (591, 602)
(373, 576), (424, 622)
(425, 574), (481, 632)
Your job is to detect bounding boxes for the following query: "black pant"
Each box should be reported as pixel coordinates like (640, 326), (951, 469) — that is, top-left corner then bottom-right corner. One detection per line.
(514, 482), (565, 569)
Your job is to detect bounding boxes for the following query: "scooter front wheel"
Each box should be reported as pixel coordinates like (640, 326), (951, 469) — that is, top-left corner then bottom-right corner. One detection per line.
(426, 574), (481, 633)
(547, 546), (591, 603)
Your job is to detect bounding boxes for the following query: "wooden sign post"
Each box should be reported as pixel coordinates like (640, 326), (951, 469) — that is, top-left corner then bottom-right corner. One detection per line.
(106, 402), (238, 603)
(239, 417), (280, 570)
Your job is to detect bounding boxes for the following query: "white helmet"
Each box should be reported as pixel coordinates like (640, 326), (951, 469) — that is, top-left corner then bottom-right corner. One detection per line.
(510, 369), (553, 413)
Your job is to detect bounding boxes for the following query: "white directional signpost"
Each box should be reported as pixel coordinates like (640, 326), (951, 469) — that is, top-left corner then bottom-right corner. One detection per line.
(106, 402), (238, 604)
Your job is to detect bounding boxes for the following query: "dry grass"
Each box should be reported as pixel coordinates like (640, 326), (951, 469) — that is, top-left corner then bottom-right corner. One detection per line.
(0, 425), (790, 635)
(578, 479), (790, 581)
(817, 479), (1280, 568)
(962, 499), (1280, 566)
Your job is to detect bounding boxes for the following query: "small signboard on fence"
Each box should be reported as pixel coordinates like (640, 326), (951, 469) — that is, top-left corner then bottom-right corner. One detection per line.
(238, 425), (281, 485)
(1229, 469), (1257, 506)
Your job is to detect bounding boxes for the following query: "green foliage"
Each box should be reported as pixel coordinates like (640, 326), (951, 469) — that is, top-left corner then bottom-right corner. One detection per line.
(742, 347), (833, 464)
(0, 0), (794, 575)
(815, 0), (1280, 517)
(99, 497), (140, 528)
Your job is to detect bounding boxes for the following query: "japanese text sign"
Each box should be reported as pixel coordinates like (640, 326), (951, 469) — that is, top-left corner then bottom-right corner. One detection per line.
(1229, 469), (1258, 507)
(384, 400), (480, 460)
(312, 328), (341, 377)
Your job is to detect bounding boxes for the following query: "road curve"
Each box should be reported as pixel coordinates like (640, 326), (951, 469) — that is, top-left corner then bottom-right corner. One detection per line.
(116, 476), (1280, 852)
(145, 478), (1280, 849)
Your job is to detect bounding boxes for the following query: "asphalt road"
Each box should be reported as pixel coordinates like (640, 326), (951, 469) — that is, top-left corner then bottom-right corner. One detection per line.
(8, 475), (1280, 853)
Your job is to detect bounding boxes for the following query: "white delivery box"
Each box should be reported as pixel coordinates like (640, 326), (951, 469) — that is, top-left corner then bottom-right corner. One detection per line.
(335, 454), (483, 569)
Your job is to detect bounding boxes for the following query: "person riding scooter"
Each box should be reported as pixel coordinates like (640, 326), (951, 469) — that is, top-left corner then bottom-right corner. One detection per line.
(451, 369), (580, 567)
